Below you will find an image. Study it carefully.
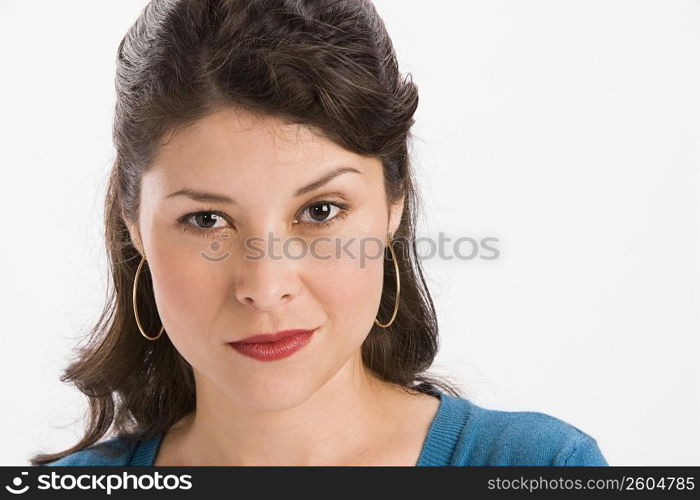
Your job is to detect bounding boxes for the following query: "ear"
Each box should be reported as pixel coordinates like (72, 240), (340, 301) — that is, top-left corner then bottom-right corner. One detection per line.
(125, 220), (145, 258)
(387, 195), (405, 240)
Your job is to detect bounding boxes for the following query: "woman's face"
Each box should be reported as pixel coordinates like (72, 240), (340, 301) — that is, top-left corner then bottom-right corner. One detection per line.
(127, 108), (403, 411)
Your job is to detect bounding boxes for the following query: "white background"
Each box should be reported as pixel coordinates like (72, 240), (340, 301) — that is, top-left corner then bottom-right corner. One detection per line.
(1, 1), (698, 466)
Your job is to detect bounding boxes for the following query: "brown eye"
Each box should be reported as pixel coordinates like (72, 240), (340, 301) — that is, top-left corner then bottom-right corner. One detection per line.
(296, 200), (350, 230)
(192, 212), (225, 229)
(178, 210), (233, 238)
(306, 202), (335, 222)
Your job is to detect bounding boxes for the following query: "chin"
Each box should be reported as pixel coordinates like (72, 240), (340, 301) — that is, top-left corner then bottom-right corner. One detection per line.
(223, 375), (321, 412)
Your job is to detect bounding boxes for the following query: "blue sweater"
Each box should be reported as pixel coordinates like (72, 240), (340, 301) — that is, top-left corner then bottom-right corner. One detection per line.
(42, 385), (607, 466)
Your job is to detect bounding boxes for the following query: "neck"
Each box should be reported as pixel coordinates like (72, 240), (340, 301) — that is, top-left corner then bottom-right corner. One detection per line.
(168, 352), (411, 466)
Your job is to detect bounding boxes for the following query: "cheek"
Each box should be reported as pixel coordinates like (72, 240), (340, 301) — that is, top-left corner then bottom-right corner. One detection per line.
(307, 235), (385, 339)
(146, 243), (228, 348)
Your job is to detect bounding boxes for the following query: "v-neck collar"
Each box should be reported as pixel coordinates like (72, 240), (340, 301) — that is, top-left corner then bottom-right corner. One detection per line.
(415, 386), (470, 466)
(129, 384), (468, 466)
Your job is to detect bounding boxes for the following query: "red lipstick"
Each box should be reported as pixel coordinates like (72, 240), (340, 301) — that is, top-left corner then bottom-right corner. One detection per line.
(229, 328), (317, 361)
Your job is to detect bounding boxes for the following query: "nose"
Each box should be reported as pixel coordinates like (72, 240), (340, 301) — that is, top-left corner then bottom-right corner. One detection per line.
(233, 239), (302, 311)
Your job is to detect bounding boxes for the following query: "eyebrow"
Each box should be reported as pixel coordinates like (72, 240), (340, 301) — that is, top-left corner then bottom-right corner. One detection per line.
(165, 166), (362, 204)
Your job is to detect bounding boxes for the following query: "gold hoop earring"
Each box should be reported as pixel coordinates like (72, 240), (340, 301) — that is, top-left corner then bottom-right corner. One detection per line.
(132, 253), (165, 341)
(374, 235), (400, 328)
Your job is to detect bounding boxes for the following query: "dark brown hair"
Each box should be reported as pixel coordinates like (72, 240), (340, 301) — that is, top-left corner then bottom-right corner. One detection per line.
(30, 0), (463, 465)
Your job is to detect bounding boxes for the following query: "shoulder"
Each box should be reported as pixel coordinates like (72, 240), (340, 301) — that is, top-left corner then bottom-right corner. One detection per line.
(41, 436), (137, 467)
(447, 395), (608, 466)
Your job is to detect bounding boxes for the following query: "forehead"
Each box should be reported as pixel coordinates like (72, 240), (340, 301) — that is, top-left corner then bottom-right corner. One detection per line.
(152, 109), (356, 175)
(142, 108), (382, 205)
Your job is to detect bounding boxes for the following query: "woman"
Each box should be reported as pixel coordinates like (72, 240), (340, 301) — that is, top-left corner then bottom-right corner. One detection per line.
(32, 0), (606, 466)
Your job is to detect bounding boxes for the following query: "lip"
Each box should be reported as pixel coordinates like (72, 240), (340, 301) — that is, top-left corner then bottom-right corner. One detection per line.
(228, 328), (317, 362)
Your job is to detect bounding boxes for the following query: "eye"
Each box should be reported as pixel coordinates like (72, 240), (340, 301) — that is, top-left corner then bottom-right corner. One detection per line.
(178, 201), (350, 237)
(178, 210), (232, 237)
(296, 200), (350, 230)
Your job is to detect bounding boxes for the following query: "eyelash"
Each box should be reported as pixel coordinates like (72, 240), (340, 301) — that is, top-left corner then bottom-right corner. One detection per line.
(177, 200), (351, 237)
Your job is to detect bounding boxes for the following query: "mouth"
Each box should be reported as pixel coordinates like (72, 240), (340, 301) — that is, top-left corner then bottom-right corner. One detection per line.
(228, 328), (318, 362)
